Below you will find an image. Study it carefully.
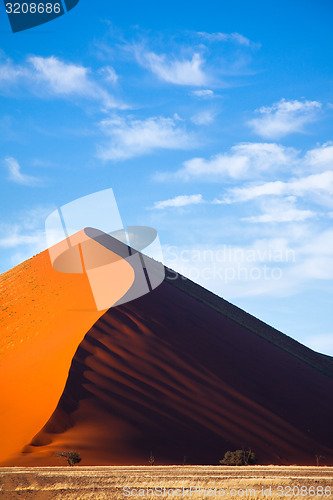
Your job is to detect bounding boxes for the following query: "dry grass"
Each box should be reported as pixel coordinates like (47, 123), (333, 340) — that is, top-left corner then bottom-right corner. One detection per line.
(0, 466), (332, 499)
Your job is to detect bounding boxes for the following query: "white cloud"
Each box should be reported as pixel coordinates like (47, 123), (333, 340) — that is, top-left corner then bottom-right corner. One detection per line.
(249, 98), (322, 139)
(163, 239), (299, 299)
(99, 66), (119, 84)
(156, 141), (333, 219)
(0, 228), (43, 248)
(225, 170), (333, 203)
(0, 57), (26, 84)
(135, 48), (208, 86)
(305, 141), (333, 169)
(162, 223), (333, 300)
(290, 229), (333, 281)
(191, 89), (214, 98)
(0, 206), (51, 270)
(29, 56), (92, 95)
(197, 32), (251, 46)
(305, 334), (333, 356)
(29, 56), (117, 108)
(191, 109), (216, 125)
(242, 197), (317, 223)
(0, 54), (120, 109)
(4, 157), (41, 186)
(299, 228), (333, 260)
(170, 143), (296, 180)
(154, 194), (203, 210)
(97, 115), (195, 161)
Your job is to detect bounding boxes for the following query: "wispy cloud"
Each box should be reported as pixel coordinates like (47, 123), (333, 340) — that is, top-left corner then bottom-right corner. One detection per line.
(0, 56), (26, 84)
(0, 205), (51, 269)
(158, 140), (333, 184)
(305, 141), (333, 169)
(29, 56), (119, 108)
(191, 89), (215, 98)
(191, 109), (216, 125)
(162, 224), (333, 301)
(197, 31), (251, 46)
(29, 56), (94, 96)
(162, 238), (299, 299)
(224, 170), (333, 204)
(4, 157), (41, 186)
(242, 197), (317, 223)
(0, 54), (121, 109)
(97, 115), (195, 161)
(154, 194), (203, 209)
(305, 334), (333, 355)
(135, 47), (208, 86)
(98, 66), (119, 84)
(161, 143), (296, 181)
(0, 228), (43, 248)
(127, 29), (258, 89)
(249, 98), (322, 139)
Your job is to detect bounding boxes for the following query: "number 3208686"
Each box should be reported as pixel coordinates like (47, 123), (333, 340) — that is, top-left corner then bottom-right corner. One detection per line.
(5, 3), (61, 14)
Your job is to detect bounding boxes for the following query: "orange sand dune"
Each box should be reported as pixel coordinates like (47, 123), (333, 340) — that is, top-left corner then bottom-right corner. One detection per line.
(0, 235), (134, 464)
(2, 258), (333, 466)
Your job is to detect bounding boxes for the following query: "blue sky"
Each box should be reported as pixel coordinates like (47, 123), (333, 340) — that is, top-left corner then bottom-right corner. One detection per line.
(1, 0), (333, 355)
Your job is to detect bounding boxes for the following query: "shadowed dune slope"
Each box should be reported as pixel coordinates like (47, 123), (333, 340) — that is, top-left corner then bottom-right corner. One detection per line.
(6, 267), (333, 466)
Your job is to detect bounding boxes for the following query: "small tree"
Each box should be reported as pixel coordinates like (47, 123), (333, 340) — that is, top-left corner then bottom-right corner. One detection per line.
(56, 451), (82, 466)
(149, 451), (155, 466)
(220, 449), (256, 466)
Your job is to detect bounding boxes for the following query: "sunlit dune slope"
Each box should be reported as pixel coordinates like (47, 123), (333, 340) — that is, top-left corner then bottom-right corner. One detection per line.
(4, 262), (333, 466)
(0, 236), (134, 464)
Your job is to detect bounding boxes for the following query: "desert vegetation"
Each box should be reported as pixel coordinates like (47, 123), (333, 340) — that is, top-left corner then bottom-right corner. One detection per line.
(56, 451), (82, 467)
(220, 449), (257, 466)
(148, 451), (155, 466)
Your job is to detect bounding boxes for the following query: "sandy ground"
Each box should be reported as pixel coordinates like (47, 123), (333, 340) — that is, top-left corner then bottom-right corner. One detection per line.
(0, 466), (332, 499)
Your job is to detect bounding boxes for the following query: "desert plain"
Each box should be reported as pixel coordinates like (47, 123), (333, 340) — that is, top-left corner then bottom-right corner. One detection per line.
(1, 465), (333, 499)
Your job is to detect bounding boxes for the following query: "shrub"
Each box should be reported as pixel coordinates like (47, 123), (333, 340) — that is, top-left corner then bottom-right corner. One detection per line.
(56, 451), (82, 466)
(219, 449), (256, 466)
(149, 451), (155, 466)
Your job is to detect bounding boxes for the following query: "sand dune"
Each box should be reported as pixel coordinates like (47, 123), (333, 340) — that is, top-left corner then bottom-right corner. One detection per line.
(0, 230), (135, 464)
(0, 250), (105, 464)
(1, 252), (332, 466)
